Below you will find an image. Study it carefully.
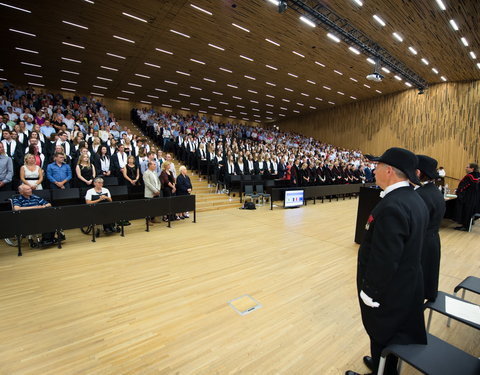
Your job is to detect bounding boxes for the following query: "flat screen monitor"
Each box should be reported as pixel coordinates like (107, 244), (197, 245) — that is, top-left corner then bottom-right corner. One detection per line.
(284, 190), (304, 208)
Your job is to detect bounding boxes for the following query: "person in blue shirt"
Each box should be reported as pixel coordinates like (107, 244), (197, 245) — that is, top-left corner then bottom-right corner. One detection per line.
(47, 152), (72, 189)
(40, 120), (56, 138)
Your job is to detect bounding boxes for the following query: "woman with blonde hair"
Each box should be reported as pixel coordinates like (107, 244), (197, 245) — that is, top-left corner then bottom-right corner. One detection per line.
(76, 153), (96, 187)
(20, 153), (44, 190)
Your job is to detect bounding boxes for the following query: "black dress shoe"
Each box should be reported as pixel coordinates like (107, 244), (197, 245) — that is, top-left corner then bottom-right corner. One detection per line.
(363, 356), (374, 372)
(454, 226), (468, 231)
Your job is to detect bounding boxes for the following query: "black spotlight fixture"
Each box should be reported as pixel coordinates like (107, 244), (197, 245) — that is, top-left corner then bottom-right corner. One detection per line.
(418, 88), (425, 95)
(278, 0), (287, 13)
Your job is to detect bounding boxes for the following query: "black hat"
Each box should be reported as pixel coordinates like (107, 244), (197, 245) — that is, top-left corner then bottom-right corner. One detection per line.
(417, 154), (439, 180)
(365, 147), (421, 185)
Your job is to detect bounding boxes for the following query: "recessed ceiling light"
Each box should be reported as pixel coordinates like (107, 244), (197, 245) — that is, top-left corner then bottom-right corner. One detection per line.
(144, 62), (160, 68)
(106, 52), (126, 59)
(252, 108), (260, 111)
(292, 51), (305, 58)
(392, 32), (403, 42)
(373, 15), (386, 27)
(92, 85), (107, 89)
(301, 93), (309, 97)
(62, 20), (88, 29)
(327, 33), (341, 43)
(309, 106), (316, 110)
(469, 51), (477, 59)
(296, 102), (304, 106)
(348, 46), (360, 55)
(279, 114), (285, 117)
(15, 47), (38, 54)
(190, 58), (206, 65)
(280, 107), (288, 110)
(477, 63), (480, 69)
(199, 110), (207, 113)
(233, 96), (242, 100)
(248, 89), (258, 94)
(212, 91), (223, 95)
(327, 102), (335, 105)
(284, 87), (293, 92)
(219, 67), (233, 73)
(307, 80), (316, 85)
(288, 73), (298, 78)
(9, 28), (36, 37)
(200, 97), (211, 101)
(61, 69), (79, 75)
(208, 43), (224, 51)
(265, 64), (278, 70)
(170, 99), (180, 102)
(323, 86), (331, 90)
(350, 96), (357, 100)
(190, 103), (200, 106)
(293, 110), (300, 113)
(224, 108), (232, 112)
(244, 75), (256, 80)
(61, 87), (76, 92)
(97, 76), (112, 81)
(440, 76), (447, 81)
(117, 97), (130, 101)
(122, 12), (148, 23)
(90, 92), (104, 96)
(265, 38), (280, 46)
(61, 79), (77, 84)
(170, 29), (190, 38)
(101, 65), (118, 71)
(181, 107), (191, 111)
(28, 82), (44, 87)
(394, 75), (402, 81)
(266, 82), (276, 86)
(190, 86), (202, 90)
(405, 82), (412, 87)
(21, 61), (41, 68)
(61, 57), (81, 63)
(155, 88), (168, 92)
(334, 70), (343, 75)
(435, 0), (446, 10)
(315, 97), (323, 101)
(366, 58), (375, 64)
(190, 4), (212, 15)
(460, 37), (469, 47)
(315, 61), (325, 67)
(155, 48), (173, 55)
(352, 0), (363, 6)
(113, 35), (135, 43)
(364, 84), (371, 88)
(162, 104), (172, 107)
(227, 84), (238, 88)
(83, 0), (94, 4)
(179, 93), (190, 97)
(24, 73), (42, 78)
(0, 2), (31, 13)
(266, 104), (274, 107)
(421, 58), (429, 65)
(449, 19), (459, 31)
(203, 77), (216, 83)
(208, 106), (217, 109)
(431, 68), (439, 74)
(232, 23), (250, 32)
(299, 16), (316, 27)
(165, 80), (178, 85)
(381, 67), (390, 74)
(176, 70), (190, 76)
(408, 47), (418, 55)
(282, 98), (290, 102)
(141, 101), (152, 104)
(350, 77), (358, 82)
(240, 55), (254, 62)
(375, 90), (382, 93)
(62, 41), (85, 49)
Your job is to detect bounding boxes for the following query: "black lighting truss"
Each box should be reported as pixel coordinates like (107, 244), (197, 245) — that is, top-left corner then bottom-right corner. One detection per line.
(287, 0), (428, 90)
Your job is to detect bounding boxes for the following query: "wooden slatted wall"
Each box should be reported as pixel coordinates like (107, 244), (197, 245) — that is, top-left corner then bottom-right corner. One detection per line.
(279, 81), (480, 183)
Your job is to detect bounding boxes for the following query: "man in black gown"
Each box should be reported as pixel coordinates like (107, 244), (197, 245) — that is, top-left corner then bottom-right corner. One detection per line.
(454, 163), (480, 231)
(346, 148), (429, 375)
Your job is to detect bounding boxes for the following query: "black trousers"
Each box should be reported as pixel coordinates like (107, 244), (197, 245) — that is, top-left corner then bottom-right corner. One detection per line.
(371, 339), (399, 375)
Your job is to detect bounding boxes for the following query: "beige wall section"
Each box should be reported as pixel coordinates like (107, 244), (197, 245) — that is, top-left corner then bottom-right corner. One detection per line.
(279, 80), (480, 182)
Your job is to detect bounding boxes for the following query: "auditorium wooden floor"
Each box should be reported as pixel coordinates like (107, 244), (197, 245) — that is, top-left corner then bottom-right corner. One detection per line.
(0, 199), (478, 375)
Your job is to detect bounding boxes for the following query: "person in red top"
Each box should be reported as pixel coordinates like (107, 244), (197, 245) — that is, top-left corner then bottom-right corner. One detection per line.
(454, 162), (480, 231)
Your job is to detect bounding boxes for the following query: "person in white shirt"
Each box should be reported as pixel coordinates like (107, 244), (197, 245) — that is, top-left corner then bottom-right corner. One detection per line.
(85, 177), (116, 234)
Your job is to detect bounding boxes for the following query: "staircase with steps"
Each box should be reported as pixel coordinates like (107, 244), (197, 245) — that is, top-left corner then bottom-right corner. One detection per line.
(127, 121), (242, 213)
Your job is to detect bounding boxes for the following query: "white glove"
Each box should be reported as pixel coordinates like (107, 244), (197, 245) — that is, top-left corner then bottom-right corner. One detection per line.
(360, 290), (380, 308)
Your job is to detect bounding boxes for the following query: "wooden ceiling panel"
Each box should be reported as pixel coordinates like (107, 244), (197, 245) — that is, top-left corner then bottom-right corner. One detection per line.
(1, 0), (478, 123)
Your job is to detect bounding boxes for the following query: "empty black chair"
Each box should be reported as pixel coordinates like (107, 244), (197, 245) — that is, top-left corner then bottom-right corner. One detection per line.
(34, 189), (52, 202)
(0, 190), (16, 211)
(102, 176), (119, 186)
(51, 188), (81, 206)
(244, 184), (260, 203)
(255, 184), (271, 204)
(109, 185), (129, 201)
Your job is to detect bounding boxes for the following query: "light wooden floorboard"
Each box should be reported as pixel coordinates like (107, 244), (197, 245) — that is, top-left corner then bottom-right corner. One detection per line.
(0, 199), (478, 375)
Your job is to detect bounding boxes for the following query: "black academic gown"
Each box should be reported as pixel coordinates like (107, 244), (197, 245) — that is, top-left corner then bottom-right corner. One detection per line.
(455, 171), (480, 228)
(416, 183), (446, 301)
(357, 186), (428, 350)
